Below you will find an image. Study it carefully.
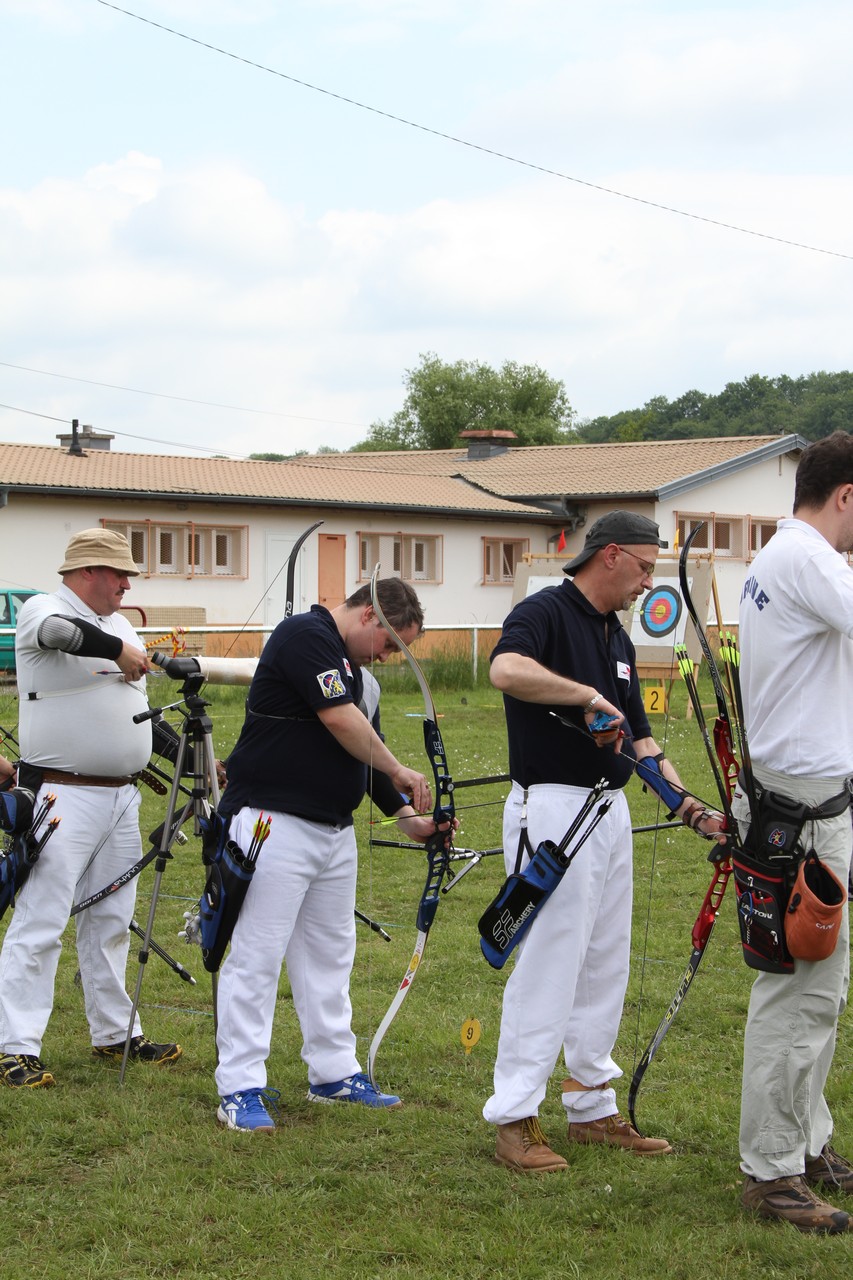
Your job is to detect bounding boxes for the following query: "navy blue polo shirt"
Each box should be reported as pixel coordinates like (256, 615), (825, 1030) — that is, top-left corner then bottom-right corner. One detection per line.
(220, 606), (372, 826)
(491, 579), (650, 790)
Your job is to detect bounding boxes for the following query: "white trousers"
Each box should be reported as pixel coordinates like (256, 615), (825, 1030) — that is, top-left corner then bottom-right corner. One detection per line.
(0, 782), (144, 1054)
(214, 807), (361, 1097)
(483, 781), (633, 1126)
(735, 765), (852, 1180)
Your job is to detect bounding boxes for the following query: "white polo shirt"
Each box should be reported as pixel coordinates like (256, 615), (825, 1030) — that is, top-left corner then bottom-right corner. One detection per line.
(739, 518), (853, 777)
(16, 583), (152, 776)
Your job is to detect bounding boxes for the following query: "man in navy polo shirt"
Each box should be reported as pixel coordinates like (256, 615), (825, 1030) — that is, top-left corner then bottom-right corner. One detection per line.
(483, 511), (724, 1171)
(213, 577), (442, 1133)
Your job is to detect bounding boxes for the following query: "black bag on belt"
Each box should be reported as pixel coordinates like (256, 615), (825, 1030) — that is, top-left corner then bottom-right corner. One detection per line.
(734, 780), (850, 973)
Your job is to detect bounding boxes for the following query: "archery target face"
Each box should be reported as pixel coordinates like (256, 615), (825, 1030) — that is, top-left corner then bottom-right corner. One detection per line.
(639, 585), (682, 638)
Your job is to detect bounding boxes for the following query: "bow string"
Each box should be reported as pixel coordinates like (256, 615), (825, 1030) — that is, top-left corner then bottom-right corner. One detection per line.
(628, 523), (737, 1133)
(366, 565), (456, 1086)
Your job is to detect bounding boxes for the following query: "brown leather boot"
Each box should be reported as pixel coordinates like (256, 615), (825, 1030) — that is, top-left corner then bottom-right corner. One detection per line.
(742, 1175), (851, 1233)
(568, 1112), (673, 1155)
(495, 1117), (568, 1172)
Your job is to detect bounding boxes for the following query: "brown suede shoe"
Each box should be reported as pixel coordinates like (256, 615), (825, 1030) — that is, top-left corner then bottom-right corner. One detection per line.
(742, 1174), (851, 1233)
(568, 1112), (672, 1155)
(805, 1145), (853, 1195)
(495, 1117), (568, 1172)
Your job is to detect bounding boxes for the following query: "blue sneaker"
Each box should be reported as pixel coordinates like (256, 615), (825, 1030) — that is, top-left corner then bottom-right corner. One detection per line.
(307, 1071), (402, 1108)
(216, 1087), (280, 1132)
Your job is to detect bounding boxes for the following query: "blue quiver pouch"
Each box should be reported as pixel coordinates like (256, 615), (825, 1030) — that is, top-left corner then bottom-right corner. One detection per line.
(0, 836), (39, 923)
(478, 839), (568, 969)
(198, 812), (255, 973)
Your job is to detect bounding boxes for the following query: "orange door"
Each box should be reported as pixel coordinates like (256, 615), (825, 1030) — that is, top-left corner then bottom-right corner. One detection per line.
(318, 534), (346, 608)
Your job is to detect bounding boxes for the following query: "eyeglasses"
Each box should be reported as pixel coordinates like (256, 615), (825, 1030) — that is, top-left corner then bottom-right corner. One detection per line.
(619, 547), (656, 580)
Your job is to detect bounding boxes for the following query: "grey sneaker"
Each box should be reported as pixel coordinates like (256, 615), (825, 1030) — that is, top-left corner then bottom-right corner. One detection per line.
(742, 1174), (851, 1233)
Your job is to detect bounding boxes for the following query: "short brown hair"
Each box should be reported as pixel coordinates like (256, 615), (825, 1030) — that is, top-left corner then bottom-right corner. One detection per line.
(793, 431), (853, 513)
(346, 577), (425, 635)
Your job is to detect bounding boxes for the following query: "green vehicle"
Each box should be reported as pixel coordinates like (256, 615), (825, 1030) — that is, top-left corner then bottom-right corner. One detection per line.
(0, 589), (41, 671)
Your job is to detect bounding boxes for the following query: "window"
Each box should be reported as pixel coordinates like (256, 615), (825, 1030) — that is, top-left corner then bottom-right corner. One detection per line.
(677, 514), (745, 559)
(103, 521), (248, 578)
(483, 537), (529, 584)
(358, 532), (443, 584)
(104, 524), (149, 572)
(157, 528), (181, 575)
(749, 518), (780, 554)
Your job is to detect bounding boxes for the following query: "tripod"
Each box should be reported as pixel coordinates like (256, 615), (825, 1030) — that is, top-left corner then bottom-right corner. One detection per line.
(119, 656), (221, 1083)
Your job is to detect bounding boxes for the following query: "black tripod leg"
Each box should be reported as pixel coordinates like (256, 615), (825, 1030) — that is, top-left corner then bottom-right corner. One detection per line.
(120, 727), (196, 1082)
(129, 919), (196, 985)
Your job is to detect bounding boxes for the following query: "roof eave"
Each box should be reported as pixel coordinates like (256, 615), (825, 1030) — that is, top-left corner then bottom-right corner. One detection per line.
(1, 483), (550, 521)
(655, 433), (807, 502)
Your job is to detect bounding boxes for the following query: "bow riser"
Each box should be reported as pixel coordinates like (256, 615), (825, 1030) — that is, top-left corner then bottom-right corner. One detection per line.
(366, 568), (456, 1085)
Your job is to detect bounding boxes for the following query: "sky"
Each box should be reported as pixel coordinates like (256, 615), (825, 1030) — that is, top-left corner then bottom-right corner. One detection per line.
(1, 0), (851, 459)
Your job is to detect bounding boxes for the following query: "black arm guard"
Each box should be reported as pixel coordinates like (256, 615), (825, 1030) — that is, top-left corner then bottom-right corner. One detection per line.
(38, 614), (123, 661)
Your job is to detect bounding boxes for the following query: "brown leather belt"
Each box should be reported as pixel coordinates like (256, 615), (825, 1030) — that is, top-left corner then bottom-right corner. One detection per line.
(41, 769), (140, 788)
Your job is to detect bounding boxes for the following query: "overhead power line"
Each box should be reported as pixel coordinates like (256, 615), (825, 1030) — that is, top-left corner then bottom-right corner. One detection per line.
(96, 0), (853, 262)
(0, 360), (368, 429)
(0, 401), (248, 456)
(0, 403), (68, 424)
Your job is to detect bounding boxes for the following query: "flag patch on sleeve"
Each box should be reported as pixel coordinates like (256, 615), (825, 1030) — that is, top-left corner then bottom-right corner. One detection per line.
(317, 669), (346, 698)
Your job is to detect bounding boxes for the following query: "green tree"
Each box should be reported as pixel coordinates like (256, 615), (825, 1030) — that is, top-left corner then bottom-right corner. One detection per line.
(573, 371), (853, 443)
(352, 352), (574, 451)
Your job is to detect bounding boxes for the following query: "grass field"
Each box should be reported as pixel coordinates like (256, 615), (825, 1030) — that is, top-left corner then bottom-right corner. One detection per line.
(1, 672), (851, 1279)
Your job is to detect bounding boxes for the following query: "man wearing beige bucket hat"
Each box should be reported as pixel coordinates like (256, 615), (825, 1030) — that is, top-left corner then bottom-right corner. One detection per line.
(0, 528), (181, 1089)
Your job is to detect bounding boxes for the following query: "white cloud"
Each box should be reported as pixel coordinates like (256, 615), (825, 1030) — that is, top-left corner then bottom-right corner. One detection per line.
(1, 1), (851, 457)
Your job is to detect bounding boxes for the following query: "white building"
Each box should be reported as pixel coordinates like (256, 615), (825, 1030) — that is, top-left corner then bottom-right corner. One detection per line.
(0, 429), (807, 654)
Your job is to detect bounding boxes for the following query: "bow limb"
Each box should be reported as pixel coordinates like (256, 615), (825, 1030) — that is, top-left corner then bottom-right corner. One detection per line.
(630, 528), (739, 1133)
(678, 525), (737, 783)
(627, 854), (731, 1132)
(366, 566), (456, 1085)
(283, 520), (324, 619)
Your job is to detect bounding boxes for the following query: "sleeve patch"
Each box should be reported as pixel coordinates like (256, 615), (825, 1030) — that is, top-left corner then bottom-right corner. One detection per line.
(317, 668), (347, 698)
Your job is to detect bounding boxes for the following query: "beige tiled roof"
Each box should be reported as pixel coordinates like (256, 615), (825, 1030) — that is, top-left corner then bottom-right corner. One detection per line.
(0, 434), (796, 513)
(455, 440), (788, 499)
(0, 442), (545, 517)
(294, 435), (794, 497)
(454, 436), (788, 498)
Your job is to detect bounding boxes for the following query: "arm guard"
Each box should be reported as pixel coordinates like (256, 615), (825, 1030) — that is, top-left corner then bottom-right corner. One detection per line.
(366, 768), (408, 818)
(635, 753), (689, 820)
(38, 614), (123, 661)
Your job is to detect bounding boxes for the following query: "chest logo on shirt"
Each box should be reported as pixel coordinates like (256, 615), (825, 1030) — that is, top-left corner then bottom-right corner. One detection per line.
(617, 661), (631, 682)
(317, 668), (347, 698)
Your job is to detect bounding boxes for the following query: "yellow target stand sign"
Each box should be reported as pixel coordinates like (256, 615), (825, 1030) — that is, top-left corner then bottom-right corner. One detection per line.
(460, 1018), (481, 1057)
(643, 683), (667, 716)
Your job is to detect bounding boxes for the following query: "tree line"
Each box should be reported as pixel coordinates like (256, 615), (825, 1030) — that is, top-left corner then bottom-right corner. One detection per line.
(250, 358), (853, 459)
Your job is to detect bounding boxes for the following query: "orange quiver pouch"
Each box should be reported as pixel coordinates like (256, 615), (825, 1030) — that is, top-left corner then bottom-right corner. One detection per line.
(784, 849), (846, 962)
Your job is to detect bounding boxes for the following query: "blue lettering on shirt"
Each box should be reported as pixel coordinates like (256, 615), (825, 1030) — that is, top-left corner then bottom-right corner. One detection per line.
(741, 575), (770, 611)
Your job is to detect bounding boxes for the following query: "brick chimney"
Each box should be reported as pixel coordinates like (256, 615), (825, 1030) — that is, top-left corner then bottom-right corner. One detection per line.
(459, 429), (517, 459)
